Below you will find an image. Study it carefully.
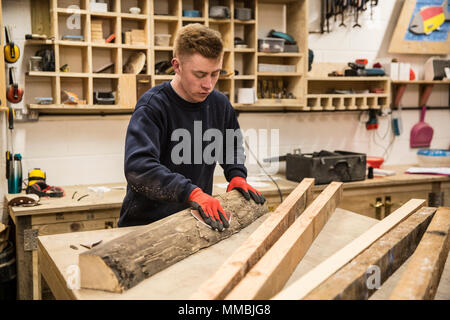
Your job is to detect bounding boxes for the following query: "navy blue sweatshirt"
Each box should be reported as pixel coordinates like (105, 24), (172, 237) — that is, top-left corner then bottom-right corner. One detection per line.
(119, 81), (247, 227)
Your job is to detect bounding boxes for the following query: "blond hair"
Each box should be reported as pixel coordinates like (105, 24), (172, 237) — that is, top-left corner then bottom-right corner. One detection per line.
(173, 23), (223, 60)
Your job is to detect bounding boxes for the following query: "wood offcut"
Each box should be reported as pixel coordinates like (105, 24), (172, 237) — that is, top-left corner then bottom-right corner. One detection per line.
(191, 178), (314, 300)
(304, 207), (437, 300)
(390, 207), (450, 300)
(78, 190), (269, 293)
(274, 198), (426, 300)
(225, 182), (343, 300)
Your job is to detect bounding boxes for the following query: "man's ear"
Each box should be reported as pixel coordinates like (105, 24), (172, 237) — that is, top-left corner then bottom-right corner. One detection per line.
(171, 57), (181, 74)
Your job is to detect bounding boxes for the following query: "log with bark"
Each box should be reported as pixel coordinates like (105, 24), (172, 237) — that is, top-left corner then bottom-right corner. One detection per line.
(79, 190), (269, 293)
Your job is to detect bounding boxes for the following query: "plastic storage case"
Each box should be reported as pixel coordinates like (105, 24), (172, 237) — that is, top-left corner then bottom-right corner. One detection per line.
(94, 92), (115, 105)
(258, 63), (296, 73)
(258, 38), (284, 53)
(285, 150), (367, 185)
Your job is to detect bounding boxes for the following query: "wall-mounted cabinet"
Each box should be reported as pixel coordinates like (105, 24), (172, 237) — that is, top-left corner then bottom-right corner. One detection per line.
(24, 0), (308, 114)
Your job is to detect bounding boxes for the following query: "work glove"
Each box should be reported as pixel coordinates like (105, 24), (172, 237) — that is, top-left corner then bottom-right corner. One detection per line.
(188, 188), (230, 232)
(227, 176), (266, 205)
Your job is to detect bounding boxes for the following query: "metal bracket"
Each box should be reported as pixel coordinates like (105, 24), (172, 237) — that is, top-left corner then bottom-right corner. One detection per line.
(24, 228), (38, 251)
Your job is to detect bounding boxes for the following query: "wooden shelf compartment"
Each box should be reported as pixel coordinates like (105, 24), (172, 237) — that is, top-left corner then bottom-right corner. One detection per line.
(234, 21), (256, 50)
(234, 51), (256, 77)
(122, 16), (148, 47)
(306, 94), (390, 111)
(56, 10), (88, 42)
(120, 0), (149, 15)
(154, 0), (180, 16)
(59, 45), (90, 73)
(92, 46), (120, 74)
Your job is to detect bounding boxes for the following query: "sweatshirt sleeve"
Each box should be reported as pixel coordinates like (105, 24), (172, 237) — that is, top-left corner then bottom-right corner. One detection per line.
(124, 106), (197, 203)
(220, 104), (248, 182)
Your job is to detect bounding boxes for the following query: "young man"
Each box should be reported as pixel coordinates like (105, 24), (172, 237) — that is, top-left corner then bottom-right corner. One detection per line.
(119, 24), (265, 231)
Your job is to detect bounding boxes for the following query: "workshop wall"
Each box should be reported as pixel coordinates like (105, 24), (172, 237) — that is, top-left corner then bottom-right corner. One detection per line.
(1, 0), (450, 222)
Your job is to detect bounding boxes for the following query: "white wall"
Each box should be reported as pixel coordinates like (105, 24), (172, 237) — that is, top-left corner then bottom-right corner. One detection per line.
(1, 0), (450, 222)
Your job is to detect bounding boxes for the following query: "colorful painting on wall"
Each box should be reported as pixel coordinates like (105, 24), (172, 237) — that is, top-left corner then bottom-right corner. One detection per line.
(389, 0), (450, 54)
(406, 0), (450, 40)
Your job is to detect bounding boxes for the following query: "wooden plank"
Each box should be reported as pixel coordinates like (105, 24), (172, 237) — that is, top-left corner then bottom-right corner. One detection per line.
(15, 216), (34, 300)
(273, 198), (426, 300)
(79, 190), (269, 293)
(31, 208), (120, 226)
(225, 182), (343, 300)
(190, 178), (314, 300)
(304, 207), (436, 300)
(38, 241), (76, 300)
(118, 74), (137, 108)
(390, 207), (450, 300)
(33, 217), (117, 236)
(30, 0), (51, 37)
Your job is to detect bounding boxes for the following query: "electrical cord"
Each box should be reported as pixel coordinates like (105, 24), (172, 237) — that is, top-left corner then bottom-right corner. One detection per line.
(243, 138), (284, 203)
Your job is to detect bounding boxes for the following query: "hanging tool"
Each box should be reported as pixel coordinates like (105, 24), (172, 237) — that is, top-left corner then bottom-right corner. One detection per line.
(352, 0), (362, 28)
(6, 67), (23, 104)
(366, 109), (379, 130)
(338, 0), (348, 27)
(370, 0), (378, 19)
(4, 26), (20, 63)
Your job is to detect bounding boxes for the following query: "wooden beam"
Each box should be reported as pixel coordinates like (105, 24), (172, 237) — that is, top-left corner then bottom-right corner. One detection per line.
(304, 207), (436, 300)
(190, 178), (314, 300)
(274, 198), (426, 300)
(225, 182), (343, 300)
(79, 190), (268, 293)
(390, 207), (450, 300)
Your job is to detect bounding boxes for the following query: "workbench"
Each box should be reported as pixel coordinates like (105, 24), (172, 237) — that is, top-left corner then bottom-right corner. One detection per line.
(4, 164), (449, 299)
(3, 177), (296, 300)
(37, 207), (450, 300)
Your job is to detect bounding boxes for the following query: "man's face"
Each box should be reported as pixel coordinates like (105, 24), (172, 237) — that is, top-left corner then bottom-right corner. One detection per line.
(172, 52), (223, 103)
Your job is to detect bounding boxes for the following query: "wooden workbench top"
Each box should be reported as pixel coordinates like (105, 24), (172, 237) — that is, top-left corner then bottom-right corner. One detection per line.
(6, 164), (448, 217)
(37, 207), (450, 300)
(5, 183), (127, 217)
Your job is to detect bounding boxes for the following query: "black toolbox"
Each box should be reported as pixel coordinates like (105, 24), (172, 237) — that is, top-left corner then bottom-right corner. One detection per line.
(285, 150), (366, 185)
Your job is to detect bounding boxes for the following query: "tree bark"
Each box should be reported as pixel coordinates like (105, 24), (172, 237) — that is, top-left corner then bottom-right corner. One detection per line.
(79, 190), (269, 293)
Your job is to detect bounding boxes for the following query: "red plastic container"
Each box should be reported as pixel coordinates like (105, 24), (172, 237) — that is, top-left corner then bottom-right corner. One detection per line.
(366, 156), (384, 168)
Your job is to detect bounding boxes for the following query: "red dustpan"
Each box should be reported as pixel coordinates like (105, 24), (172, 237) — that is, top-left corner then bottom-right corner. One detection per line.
(410, 105), (433, 148)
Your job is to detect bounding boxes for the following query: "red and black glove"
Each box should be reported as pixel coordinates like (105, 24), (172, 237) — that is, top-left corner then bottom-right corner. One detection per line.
(227, 176), (266, 205)
(188, 188), (229, 232)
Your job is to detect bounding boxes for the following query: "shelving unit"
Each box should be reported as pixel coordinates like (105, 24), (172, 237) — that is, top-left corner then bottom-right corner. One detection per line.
(24, 0), (308, 114)
(307, 76), (391, 111)
(391, 80), (450, 110)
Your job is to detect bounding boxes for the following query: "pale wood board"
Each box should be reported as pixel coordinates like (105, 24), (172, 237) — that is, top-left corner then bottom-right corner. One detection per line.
(273, 199), (426, 300)
(304, 207), (436, 299)
(225, 182), (343, 300)
(190, 178), (314, 300)
(390, 207), (450, 300)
